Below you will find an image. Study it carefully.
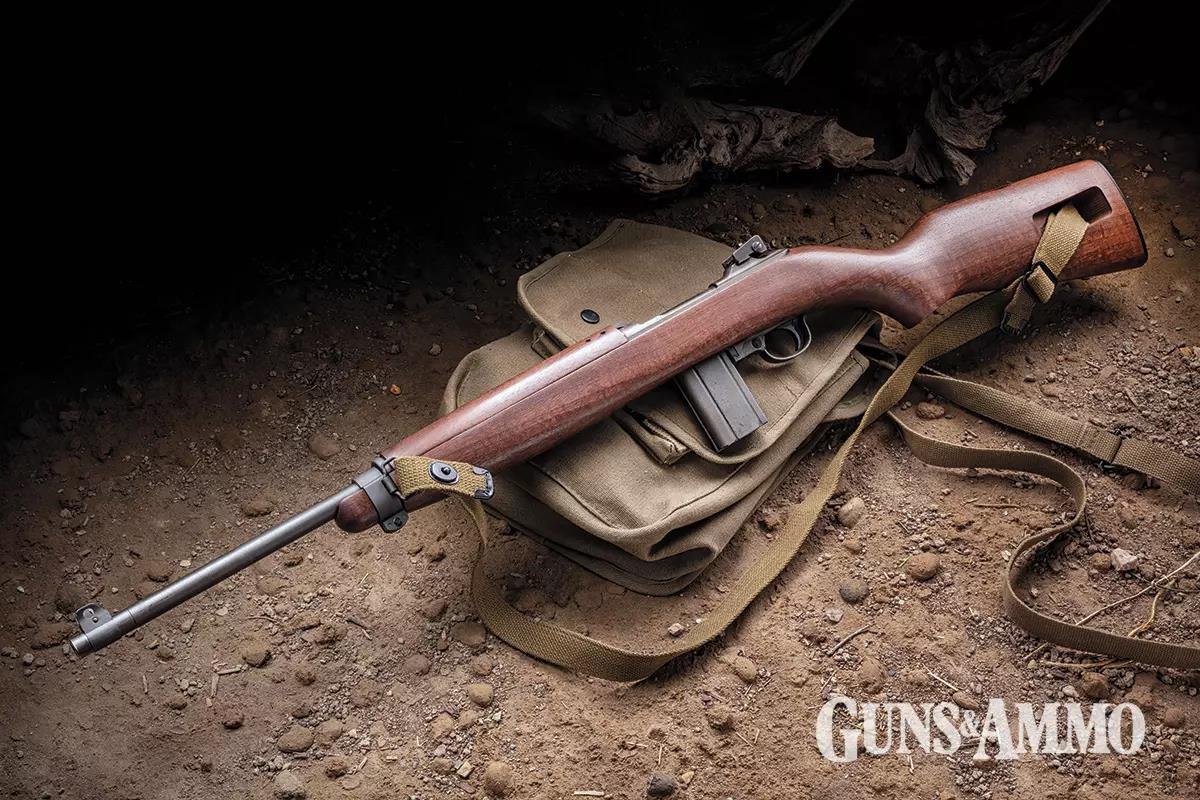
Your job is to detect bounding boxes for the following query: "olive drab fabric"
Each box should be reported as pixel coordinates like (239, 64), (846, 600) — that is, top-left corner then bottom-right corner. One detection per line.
(442, 220), (886, 593)
(432, 213), (1199, 681)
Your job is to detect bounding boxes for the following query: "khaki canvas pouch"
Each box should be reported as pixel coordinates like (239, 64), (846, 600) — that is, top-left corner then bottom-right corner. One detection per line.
(441, 220), (882, 593)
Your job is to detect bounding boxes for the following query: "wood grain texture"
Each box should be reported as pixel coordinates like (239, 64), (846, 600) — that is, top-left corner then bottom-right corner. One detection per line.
(337, 160), (1146, 532)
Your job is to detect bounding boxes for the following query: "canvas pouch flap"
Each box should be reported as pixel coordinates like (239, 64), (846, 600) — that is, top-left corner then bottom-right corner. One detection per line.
(441, 220), (881, 592)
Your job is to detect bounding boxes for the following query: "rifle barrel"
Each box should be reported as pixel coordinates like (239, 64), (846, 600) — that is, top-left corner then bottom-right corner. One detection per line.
(69, 485), (361, 655)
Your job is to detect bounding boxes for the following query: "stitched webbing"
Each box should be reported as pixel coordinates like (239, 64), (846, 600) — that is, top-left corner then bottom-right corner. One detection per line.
(391, 456), (493, 500)
(1002, 204), (1088, 333)
(914, 373), (1200, 494)
(461, 207), (1199, 679)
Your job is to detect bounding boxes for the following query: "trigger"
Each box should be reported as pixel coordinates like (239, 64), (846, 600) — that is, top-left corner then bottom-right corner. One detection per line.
(762, 316), (813, 362)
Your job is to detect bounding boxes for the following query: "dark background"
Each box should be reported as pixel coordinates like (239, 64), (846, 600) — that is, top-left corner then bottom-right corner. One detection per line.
(7, 3), (1194, 373)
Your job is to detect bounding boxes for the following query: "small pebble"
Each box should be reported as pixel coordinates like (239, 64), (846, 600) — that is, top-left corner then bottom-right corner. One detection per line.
(481, 760), (513, 796)
(730, 655), (757, 683)
(838, 578), (869, 604)
(647, 773), (677, 797)
(466, 683), (495, 707)
(837, 497), (866, 528)
(905, 553), (941, 581)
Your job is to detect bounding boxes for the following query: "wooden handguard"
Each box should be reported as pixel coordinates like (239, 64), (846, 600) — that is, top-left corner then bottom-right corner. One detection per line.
(337, 160), (1146, 532)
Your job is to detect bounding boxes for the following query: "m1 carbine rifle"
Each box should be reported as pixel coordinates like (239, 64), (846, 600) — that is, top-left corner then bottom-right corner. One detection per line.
(71, 161), (1150, 660)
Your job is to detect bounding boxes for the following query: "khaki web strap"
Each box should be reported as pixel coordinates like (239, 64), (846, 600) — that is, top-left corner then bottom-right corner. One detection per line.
(913, 373), (1200, 493)
(462, 206), (1199, 680)
(1001, 204), (1088, 334)
(391, 456), (494, 500)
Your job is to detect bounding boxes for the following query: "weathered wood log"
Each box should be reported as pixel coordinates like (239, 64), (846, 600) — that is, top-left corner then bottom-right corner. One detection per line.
(541, 1), (1111, 192)
(864, 0), (1112, 184)
(541, 97), (874, 195)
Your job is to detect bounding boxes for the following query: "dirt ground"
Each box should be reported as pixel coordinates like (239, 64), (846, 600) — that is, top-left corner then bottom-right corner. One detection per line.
(1, 85), (1197, 799)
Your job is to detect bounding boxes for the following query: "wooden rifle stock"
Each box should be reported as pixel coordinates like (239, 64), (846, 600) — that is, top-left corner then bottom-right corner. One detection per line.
(336, 160), (1146, 532)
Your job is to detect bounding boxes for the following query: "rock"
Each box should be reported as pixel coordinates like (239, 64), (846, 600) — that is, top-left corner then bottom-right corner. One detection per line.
(430, 713), (456, 739)
(951, 691), (981, 711)
(50, 456), (81, 477)
(143, 560), (175, 582)
(323, 756), (349, 779)
(667, 622), (686, 637)
(905, 553), (941, 581)
(255, 576), (288, 596)
(222, 711), (244, 729)
(294, 666), (317, 685)
(240, 639), (271, 668)
(857, 658), (886, 693)
(307, 432), (340, 460)
(286, 611), (321, 633)
(1172, 215), (1197, 240)
(428, 343), (443, 356)
(272, 770), (307, 799)
(837, 497), (866, 528)
(823, 607), (844, 623)
(915, 401), (945, 420)
(349, 678), (384, 708)
(314, 719), (344, 745)
(165, 696), (188, 710)
(1163, 708), (1187, 729)
(838, 578), (869, 604)
(574, 586), (604, 610)
(54, 580), (89, 615)
(705, 706), (735, 732)
(214, 429), (244, 451)
(132, 580), (163, 600)
(647, 773), (677, 797)
(1110, 548), (1139, 572)
(759, 509), (784, 531)
(1125, 672), (1157, 710)
(277, 725), (315, 753)
(450, 621), (487, 647)
(469, 654), (495, 676)
(430, 756), (455, 774)
(241, 496), (274, 517)
(302, 622), (346, 646)
(421, 598), (448, 620)
(481, 761), (513, 796)
(1040, 383), (1062, 398)
(466, 683), (495, 707)
(1089, 552), (1113, 572)
(404, 654), (432, 675)
(1077, 672), (1110, 700)
(31, 623), (74, 650)
(730, 655), (758, 683)
(18, 418), (45, 439)
(513, 587), (547, 612)
(179, 616), (195, 633)
(1116, 505), (1138, 530)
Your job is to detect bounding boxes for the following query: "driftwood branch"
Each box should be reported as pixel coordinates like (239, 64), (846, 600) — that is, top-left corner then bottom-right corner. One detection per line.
(540, 1), (1111, 193)
(542, 98), (873, 195)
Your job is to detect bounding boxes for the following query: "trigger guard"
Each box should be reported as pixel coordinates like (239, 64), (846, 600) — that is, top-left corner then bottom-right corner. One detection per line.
(760, 316), (813, 363)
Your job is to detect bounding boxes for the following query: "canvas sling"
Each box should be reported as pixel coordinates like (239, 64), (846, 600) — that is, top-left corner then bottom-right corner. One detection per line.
(424, 209), (1198, 680)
